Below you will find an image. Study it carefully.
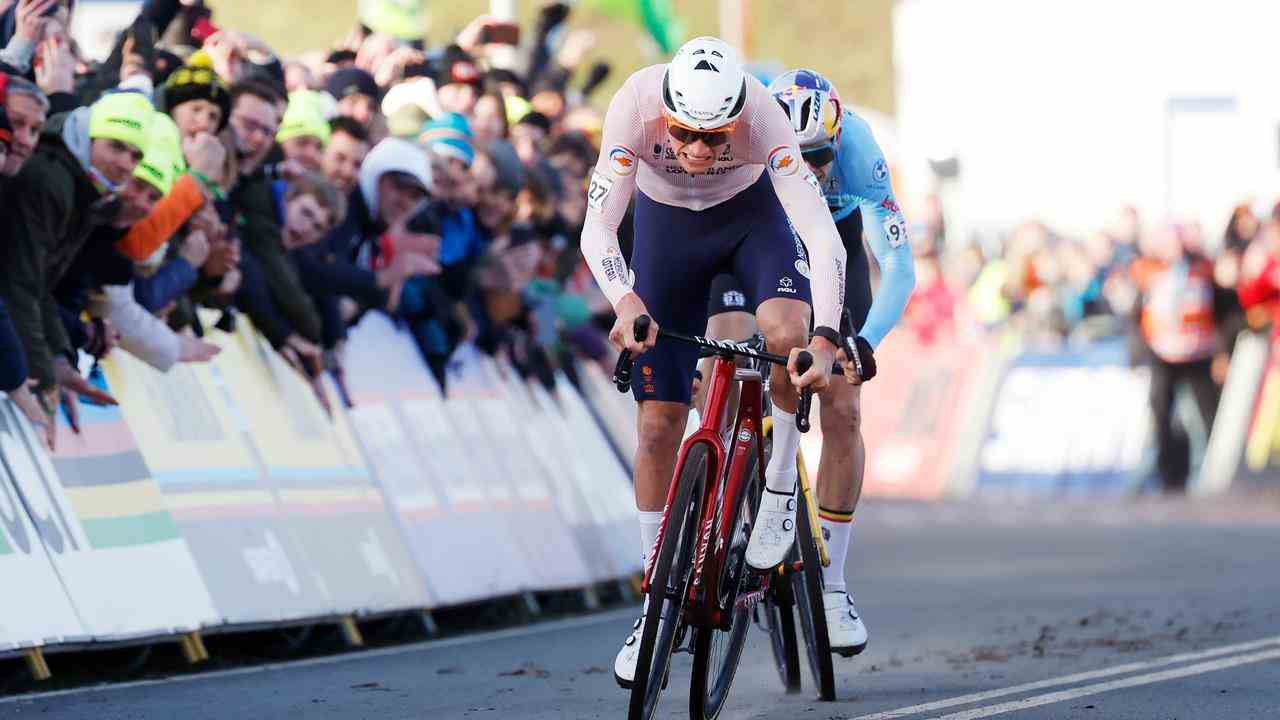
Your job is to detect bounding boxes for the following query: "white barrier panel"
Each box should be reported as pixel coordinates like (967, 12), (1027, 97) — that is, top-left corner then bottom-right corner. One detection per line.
(343, 315), (523, 605)
(486, 359), (594, 591)
(443, 349), (587, 592)
(574, 360), (639, 471)
(0, 401), (88, 651)
(554, 371), (642, 577)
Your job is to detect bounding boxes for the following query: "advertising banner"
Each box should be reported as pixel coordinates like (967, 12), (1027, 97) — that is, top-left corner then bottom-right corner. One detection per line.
(105, 350), (333, 624)
(1237, 336), (1280, 487)
(0, 402), (89, 651)
(6, 374), (218, 640)
(803, 327), (994, 500)
(975, 339), (1152, 496)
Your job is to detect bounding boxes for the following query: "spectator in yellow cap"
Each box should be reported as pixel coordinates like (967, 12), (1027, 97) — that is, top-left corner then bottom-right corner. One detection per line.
(277, 91), (331, 172)
(87, 91), (153, 188)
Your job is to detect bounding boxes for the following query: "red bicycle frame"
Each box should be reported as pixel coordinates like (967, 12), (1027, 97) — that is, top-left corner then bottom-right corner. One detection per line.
(641, 353), (768, 631)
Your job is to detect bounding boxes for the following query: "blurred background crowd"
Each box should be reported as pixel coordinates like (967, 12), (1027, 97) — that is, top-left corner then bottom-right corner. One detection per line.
(903, 197), (1280, 491)
(0, 0), (621, 451)
(1, 0), (1277, 496)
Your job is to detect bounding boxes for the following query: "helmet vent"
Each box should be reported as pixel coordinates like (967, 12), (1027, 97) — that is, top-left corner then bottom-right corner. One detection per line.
(693, 60), (718, 72)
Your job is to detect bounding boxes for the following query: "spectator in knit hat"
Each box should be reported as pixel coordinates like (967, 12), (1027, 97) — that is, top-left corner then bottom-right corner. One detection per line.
(296, 137), (441, 332)
(322, 115), (369, 198)
(1, 73), (48, 177)
(276, 90), (330, 172)
(511, 110), (551, 165)
(326, 66), (380, 129)
(160, 51), (232, 139)
(435, 50), (483, 116)
(0, 91), (154, 423)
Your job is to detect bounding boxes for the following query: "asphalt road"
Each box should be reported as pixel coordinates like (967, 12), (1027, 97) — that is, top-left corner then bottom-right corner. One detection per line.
(6, 495), (1280, 720)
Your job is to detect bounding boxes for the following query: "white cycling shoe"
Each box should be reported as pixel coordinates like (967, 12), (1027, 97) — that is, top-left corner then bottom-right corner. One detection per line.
(745, 487), (798, 571)
(614, 617), (644, 688)
(824, 590), (868, 657)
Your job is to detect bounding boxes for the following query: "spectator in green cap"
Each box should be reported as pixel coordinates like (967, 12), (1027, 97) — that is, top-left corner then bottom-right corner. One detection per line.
(277, 90), (331, 173)
(0, 89), (153, 417)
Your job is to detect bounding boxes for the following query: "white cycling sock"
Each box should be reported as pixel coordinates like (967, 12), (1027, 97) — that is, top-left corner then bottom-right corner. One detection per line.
(820, 514), (853, 593)
(765, 409), (800, 495)
(638, 510), (664, 569)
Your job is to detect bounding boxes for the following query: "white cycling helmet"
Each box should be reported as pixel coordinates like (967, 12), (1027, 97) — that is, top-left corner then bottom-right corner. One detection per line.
(661, 36), (748, 131)
(767, 68), (843, 149)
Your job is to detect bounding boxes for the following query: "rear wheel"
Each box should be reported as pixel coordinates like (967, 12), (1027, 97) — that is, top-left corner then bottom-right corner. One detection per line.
(751, 425), (802, 693)
(689, 441), (759, 719)
(792, 485), (836, 701)
(627, 443), (707, 720)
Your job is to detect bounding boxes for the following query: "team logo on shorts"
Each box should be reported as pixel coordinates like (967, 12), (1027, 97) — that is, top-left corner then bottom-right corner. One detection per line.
(794, 259), (811, 278)
(880, 195), (900, 213)
(777, 276), (796, 294)
(768, 146), (799, 177)
(609, 146), (638, 176)
(722, 290), (746, 308)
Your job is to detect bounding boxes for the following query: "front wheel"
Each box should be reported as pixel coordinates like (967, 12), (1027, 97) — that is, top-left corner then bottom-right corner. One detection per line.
(792, 485), (836, 701)
(689, 441), (759, 719)
(627, 442), (707, 720)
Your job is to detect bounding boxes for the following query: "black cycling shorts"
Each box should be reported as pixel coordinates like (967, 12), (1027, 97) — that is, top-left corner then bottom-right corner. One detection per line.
(629, 173), (811, 404)
(707, 209), (872, 333)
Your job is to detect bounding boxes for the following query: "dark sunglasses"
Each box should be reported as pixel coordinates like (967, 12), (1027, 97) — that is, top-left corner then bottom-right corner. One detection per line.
(801, 144), (836, 167)
(667, 124), (732, 148)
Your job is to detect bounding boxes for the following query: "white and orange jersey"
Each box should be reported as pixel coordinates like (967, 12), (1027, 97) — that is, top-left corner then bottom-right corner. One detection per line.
(580, 64), (848, 332)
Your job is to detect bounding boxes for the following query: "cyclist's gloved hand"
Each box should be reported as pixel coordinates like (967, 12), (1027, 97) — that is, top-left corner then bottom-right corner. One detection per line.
(841, 336), (877, 385)
(609, 292), (659, 354)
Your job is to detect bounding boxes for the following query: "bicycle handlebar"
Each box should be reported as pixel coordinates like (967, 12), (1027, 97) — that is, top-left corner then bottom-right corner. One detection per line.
(612, 315), (840, 433)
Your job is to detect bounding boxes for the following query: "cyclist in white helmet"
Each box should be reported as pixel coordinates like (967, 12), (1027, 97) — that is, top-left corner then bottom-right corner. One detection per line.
(703, 68), (916, 655)
(580, 37), (849, 687)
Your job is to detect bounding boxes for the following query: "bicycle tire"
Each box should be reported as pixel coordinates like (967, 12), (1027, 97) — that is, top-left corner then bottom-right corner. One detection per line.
(792, 486), (836, 701)
(760, 567), (802, 693)
(751, 425), (802, 693)
(689, 440), (759, 719)
(628, 443), (708, 720)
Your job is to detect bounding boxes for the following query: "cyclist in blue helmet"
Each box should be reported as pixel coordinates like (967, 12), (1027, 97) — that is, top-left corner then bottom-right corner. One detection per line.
(703, 67), (916, 656)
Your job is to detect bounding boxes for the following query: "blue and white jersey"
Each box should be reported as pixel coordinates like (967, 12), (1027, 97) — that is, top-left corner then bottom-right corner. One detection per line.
(819, 109), (915, 348)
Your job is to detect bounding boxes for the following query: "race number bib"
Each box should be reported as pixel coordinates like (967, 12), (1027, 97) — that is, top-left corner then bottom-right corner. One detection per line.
(587, 172), (614, 211)
(883, 210), (909, 248)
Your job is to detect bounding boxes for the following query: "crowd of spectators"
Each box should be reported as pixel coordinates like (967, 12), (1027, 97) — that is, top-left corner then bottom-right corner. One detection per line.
(902, 196), (1280, 491)
(0, 0), (618, 450)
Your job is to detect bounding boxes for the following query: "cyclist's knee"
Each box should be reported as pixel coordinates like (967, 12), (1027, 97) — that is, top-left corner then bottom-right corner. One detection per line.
(756, 307), (808, 354)
(821, 384), (862, 436)
(637, 401), (688, 454)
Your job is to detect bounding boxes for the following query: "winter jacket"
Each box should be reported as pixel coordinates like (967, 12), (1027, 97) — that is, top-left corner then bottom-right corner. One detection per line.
(0, 109), (117, 388)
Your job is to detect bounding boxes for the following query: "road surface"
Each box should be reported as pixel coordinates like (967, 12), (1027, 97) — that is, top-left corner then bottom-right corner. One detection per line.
(6, 496), (1280, 719)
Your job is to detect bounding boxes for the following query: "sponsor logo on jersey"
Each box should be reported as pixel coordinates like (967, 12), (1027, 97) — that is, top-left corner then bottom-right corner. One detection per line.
(717, 144), (733, 162)
(600, 244), (630, 284)
(872, 158), (889, 183)
(794, 259), (811, 278)
(768, 146), (799, 177)
(737, 428), (752, 443)
(880, 195), (901, 214)
(608, 146), (638, 176)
